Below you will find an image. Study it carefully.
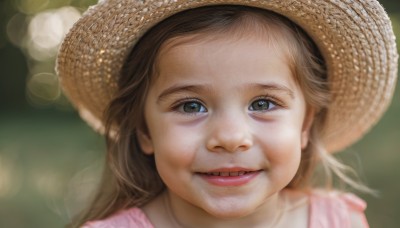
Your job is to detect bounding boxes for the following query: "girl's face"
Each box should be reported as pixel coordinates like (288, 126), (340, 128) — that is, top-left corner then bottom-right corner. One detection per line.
(139, 33), (313, 218)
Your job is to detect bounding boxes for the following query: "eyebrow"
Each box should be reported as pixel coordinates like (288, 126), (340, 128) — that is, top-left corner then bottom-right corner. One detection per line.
(157, 84), (209, 103)
(246, 83), (294, 99)
(157, 82), (294, 103)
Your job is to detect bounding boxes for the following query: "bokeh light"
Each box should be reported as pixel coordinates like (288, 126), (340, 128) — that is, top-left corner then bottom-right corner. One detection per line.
(6, 13), (28, 48)
(27, 6), (81, 61)
(27, 73), (60, 106)
(6, 6), (82, 106)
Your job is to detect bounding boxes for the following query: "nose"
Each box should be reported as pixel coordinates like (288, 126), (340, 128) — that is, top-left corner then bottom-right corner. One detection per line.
(206, 113), (253, 153)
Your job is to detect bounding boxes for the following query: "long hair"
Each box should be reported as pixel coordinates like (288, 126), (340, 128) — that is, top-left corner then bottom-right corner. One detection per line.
(70, 5), (368, 227)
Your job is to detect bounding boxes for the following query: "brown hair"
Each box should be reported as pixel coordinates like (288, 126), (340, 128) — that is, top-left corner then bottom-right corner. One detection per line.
(70, 5), (366, 227)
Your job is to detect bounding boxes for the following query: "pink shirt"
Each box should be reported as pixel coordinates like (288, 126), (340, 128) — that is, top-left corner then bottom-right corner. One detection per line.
(83, 191), (368, 228)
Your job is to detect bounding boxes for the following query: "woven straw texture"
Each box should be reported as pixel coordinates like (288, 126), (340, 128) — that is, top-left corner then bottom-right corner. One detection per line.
(57, 0), (398, 153)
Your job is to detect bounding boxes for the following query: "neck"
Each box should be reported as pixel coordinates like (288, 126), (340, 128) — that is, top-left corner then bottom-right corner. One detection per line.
(164, 190), (286, 228)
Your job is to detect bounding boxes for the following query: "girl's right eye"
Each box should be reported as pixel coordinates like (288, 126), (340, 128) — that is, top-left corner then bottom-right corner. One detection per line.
(177, 101), (207, 113)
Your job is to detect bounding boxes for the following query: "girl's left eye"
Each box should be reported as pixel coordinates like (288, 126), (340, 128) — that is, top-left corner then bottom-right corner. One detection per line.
(249, 99), (276, 111)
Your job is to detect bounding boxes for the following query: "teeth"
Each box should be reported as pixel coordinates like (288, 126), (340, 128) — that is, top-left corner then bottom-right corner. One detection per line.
(220, 172), (229, 177)
(229, 171), (239, 176)
(205, 171), (254, 176)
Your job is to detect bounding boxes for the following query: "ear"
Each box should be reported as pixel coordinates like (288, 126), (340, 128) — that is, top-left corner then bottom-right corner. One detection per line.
(301, 108), (315, 149)
(137, 129), (154, 155)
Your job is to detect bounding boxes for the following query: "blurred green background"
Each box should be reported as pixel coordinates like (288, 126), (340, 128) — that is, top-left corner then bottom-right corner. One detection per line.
(0, 0), (399, 227)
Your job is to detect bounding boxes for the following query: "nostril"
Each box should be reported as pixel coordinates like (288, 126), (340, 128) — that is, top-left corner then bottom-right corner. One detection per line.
(206, 135), (253, 153)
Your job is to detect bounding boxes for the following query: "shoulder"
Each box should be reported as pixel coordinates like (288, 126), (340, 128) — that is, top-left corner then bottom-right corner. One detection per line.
(309, 190), (369, 228)
(310, 189), (367, 211)
(81, 207), (154, 228)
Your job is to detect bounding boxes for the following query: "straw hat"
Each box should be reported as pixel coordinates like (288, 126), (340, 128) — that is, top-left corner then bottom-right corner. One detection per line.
(57, 0), (398, 153)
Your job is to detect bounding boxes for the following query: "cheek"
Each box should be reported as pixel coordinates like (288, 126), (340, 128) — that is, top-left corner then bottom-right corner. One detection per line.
(257, 121), (303, 167)
(151, 121), (202, 168)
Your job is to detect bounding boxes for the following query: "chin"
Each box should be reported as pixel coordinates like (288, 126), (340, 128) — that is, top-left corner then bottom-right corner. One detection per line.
(203, 203), (256, 219)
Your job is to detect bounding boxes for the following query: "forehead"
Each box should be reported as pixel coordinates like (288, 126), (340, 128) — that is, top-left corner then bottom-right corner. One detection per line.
(152, 31), (299, 95)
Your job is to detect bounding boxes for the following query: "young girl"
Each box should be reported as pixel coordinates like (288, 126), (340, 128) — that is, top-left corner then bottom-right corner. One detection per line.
(57, 0), (398, 227)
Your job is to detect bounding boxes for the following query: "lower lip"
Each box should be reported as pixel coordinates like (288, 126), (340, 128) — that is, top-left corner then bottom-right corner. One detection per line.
(198, 171), (261, 187)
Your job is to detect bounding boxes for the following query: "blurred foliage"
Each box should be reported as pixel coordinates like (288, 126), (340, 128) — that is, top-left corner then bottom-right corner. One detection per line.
(0, 0), (399, 227)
